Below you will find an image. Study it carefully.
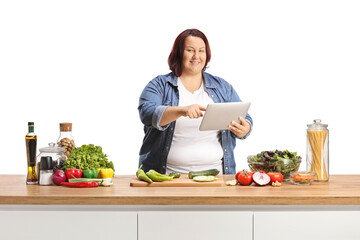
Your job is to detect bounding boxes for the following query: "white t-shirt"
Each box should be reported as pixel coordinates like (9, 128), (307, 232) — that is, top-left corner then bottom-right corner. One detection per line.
(166, 78), (224, 174)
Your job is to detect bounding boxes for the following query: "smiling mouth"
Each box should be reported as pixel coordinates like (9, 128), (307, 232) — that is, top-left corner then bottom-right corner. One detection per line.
(190, 61), (200, 65)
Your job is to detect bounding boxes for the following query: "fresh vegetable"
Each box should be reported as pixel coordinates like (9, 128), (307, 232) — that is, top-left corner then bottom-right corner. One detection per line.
(69, 178), (103, 183)
(267, 172), (283, 184)
(291, 173), (314, 184)
(237, 170), (253, 186)
(248, 150), (301, 179)
(66, 168), (82, 180)
(62, 144), (114, 172)
(252, 171), (271, 186)
(68, 178), (113, 186)
(98, 168), (114, 179)
(193, 176), (218, 182)
(101, 178), (113, 187)
(146, 170), (174, 182)
(169, 172), (181, 178)
(235, 171), (241, 181)
(136, 165), (153, 183)
(188, 169), (219, 179)
(52, 170), (66, 185)
(60, 181), (99, 188)
(82, 169), (98, 179)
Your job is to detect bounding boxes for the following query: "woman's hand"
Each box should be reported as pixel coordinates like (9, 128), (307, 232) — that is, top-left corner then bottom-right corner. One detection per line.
(229, 117), (251, 138)
(159, 104), (206, 127)
(180, 104), (206, 119)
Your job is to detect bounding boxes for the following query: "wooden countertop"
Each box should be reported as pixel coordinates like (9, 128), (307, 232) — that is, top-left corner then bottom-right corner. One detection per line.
(0, 175), (359, 205)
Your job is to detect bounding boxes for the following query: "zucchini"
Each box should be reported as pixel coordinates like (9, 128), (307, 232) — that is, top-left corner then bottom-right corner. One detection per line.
(193, 176), (218, 182)
(169, 172), (181, 178)
(188, 169), (219, 179)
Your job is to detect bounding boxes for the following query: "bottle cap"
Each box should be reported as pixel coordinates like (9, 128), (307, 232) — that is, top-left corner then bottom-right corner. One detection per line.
(28, 122), (35, 133)
(60, 122), (72, 132)
(40, 156), (53, 170)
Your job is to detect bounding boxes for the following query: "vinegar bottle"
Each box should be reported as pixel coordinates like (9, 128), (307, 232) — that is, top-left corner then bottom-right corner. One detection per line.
(26, 122), (38, 184)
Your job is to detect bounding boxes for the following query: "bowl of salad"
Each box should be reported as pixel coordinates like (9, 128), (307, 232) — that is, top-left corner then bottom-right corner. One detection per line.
(247, 150), (302, 181)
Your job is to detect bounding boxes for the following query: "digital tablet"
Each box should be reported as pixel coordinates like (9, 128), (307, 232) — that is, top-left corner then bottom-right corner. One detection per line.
(199, 102), (251, 131)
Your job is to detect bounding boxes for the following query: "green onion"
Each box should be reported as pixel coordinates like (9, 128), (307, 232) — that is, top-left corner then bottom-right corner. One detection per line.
(68, 178), (103, 183)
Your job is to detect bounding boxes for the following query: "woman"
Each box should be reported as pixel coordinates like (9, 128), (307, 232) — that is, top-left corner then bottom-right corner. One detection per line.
(138, 29), (253, 174)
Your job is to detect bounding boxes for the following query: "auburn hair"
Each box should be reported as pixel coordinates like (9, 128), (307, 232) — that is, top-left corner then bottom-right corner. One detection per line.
(168, 29), (211, 77)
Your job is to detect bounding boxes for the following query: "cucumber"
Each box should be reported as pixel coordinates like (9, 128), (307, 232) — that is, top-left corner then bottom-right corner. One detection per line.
(188, 169), (219, 179)
(169, 172), (181, 178)
(193, 176), (218, 182)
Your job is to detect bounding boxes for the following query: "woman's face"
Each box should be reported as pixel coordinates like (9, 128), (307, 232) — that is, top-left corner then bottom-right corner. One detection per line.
(181, 36), (206, 76)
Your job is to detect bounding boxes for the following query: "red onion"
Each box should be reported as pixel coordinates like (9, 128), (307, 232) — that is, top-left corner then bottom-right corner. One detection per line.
(252, 171), (270, 186)
(52, 170), (66, 185)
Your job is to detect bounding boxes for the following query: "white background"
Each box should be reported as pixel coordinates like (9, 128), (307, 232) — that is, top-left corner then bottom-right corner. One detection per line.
(1, 0), (359, 175)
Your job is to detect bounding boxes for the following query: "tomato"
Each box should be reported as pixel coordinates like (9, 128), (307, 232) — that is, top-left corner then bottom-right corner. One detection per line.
(235, 171), (241, 181)
(237, 170), (253, 186)
(267, 172), (283, 184)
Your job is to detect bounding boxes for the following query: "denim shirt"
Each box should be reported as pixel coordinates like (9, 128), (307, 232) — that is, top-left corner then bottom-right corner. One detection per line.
(138, 71), (253, 174)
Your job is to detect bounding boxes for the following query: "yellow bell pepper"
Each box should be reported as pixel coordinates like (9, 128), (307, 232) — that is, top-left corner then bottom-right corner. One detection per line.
(98, 168), (114, 179)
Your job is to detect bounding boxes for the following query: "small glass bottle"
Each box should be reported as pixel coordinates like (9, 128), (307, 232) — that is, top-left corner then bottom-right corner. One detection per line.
(306, 119), (329, 182)
(26, 122), (38, 184)
(57, 122), (75, 157)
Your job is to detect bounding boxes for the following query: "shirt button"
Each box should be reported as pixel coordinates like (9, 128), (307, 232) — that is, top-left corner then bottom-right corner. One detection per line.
(226, 167), (228, 170)
(163, 166), (165, 169)
(223, 130), (226, 133)
(170, 128), (173, 131)
(224, 149), (227, 152)
(166, 146), (169, 150)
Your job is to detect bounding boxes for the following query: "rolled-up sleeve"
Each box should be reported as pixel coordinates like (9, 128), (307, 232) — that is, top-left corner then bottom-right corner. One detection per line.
(138, 80), (170, 131)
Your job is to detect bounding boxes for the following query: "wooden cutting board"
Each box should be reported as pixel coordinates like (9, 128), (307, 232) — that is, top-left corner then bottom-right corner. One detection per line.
(130, 174), (224, 187)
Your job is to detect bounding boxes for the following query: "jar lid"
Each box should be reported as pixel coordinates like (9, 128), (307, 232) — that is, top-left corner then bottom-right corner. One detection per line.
(307, 119), (328, 130)
(60, 122), (72, 132)
(39, 143), (65, 153)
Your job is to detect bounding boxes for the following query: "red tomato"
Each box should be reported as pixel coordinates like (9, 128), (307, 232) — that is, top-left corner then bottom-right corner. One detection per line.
(237, 170), (253, 186)
(235, 171), (241, 181)
(267, 172), (283, 184)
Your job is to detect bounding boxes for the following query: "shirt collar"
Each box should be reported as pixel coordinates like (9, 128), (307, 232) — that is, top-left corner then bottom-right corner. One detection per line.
(166, 71), (216, 89)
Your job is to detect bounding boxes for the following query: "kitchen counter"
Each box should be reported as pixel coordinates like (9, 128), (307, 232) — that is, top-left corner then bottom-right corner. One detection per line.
(1, 174), (359, 205)
(1, 174), (360, 240)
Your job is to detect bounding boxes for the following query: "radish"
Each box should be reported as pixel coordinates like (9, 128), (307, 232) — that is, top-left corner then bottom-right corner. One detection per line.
(252, 171), (270, 186)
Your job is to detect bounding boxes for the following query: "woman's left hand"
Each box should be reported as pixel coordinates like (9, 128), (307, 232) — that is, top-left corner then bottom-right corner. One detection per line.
(228, 117), (251, 138)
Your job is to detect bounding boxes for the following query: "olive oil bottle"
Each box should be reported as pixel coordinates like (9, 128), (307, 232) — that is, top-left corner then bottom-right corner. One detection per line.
(26, 122), (38, 184)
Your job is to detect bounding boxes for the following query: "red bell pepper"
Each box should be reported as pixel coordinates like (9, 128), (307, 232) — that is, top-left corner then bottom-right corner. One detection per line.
(66, 168), (83, 180)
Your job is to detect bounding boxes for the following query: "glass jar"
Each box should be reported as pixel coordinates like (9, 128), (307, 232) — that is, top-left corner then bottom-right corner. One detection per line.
(37, 143), (66, 166)
(36, 143), (66, 178)
(57, 122), (75, 157)
(306, 119), (329, 182)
